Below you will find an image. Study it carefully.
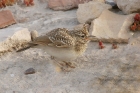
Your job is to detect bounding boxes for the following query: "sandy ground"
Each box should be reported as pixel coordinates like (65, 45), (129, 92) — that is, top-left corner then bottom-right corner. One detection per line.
(0, 0), (140, 93)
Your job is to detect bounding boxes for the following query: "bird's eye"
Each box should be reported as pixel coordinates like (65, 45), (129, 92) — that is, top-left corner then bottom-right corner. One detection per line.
(81, 35), (85, 38)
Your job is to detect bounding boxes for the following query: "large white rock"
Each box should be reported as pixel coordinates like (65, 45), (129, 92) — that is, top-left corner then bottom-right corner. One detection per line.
(90, 10), (135, 43)
(47, 0), (91, 11)
(114, 0), (140, 14)
(77, 1), (112, 23)
(0, 27), (31, 55)
(92, 0), (105, 3)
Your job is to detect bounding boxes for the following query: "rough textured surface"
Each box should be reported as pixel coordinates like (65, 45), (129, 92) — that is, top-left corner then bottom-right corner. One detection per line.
(47, 0), (91, 11)
(0, 0), (140, 93)
(0, 10), (16, 28)
(114, 0), (140, 14)
(74, 23), (90, 30)
(30, 30), (38, 41)
(77, 1), (112, 23)
(92, 0), (105, 3)
(90, 10), (134, 43)
(0, 41), (140, 93)
(0, 27), (31, 56)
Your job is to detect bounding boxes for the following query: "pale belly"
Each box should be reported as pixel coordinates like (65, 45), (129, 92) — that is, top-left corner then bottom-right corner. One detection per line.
(39, 45), (79, 61)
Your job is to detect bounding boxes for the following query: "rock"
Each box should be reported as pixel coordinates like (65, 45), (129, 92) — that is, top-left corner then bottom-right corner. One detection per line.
(90, 10), (134, 43)
(24, 68), (35, 75)
(92, 0), (105, 3)
(43, 15), (78, 31)
(74, 23), (90, 30)
(114, 0), (140, 14)
(0, 27), (31, 56)
(47, 0), (91, 11)
(77, 1), (112, 24)
(0, 10), (16, 28)
(30, 30), (38, 41)
(105, 0), (118, 9)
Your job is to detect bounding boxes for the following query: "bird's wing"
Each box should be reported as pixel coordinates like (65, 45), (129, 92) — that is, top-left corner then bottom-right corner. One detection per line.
(47, 28), (75, 48)
(30, 28), (75, 48)
(16, 28), (74, 52)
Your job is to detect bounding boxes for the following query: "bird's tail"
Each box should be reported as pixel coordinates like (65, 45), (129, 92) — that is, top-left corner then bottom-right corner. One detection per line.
(16, 44), (37, 52)
(16, 46), (32, 52)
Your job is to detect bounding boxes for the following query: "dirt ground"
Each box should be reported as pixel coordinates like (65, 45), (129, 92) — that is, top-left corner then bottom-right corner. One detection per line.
(0, 0), (140, 93)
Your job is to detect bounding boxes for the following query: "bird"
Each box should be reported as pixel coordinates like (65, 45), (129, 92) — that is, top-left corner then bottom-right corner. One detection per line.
(17, 24), (93, 71)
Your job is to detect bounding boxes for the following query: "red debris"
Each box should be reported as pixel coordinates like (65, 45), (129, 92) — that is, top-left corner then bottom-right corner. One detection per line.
(134, 13), (140, 21)
(24, 0), (34, 6)
(112, 43), (118, 49)
(0, 0), (16, 8)
(130, 13), (140, 31)
(98, 40), (105, 49)
(130, 23), (137, 31)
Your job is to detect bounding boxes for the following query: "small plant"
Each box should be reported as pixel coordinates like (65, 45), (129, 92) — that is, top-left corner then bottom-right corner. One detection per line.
(0, 0), (34, 8)
(0, 0), (16, 8)
(130, 13), (140, 31)
(24, 0), (34, 6)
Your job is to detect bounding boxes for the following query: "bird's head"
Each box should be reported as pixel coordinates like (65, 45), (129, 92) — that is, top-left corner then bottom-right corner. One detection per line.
(73, 24), (94, 44)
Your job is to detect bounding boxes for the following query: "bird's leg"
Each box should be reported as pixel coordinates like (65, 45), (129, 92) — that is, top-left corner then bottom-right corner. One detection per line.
(53, 60), (76, 72)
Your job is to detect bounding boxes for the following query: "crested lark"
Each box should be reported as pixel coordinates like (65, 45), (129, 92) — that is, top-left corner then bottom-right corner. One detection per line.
(17, 24), (93, 71)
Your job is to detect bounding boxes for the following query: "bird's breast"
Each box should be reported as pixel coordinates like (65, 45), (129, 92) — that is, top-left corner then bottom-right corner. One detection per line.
(39, 45), (79, 61)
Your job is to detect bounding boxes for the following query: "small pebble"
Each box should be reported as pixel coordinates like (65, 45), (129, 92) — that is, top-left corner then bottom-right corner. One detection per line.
(24, 68), (35, 75)
(10, 74), (15, 77)
(55, 66), (62, 72)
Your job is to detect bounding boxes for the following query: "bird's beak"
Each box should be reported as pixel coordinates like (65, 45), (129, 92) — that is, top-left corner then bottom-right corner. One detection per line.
(87, 35), (96, 40)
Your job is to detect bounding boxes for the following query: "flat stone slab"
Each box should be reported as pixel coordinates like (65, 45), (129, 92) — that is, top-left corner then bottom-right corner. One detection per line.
(90, 10), (135, 43)
(0, 10), (16, 28)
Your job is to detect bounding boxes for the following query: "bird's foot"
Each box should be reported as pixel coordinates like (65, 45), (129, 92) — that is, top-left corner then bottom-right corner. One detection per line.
(59, 61), (76, 72)
(50, 56), (55, 60)
(53, 61), (76, 72)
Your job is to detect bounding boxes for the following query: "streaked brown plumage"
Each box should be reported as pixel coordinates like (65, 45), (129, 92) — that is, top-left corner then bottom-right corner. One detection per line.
(17, 24), (92, 71)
